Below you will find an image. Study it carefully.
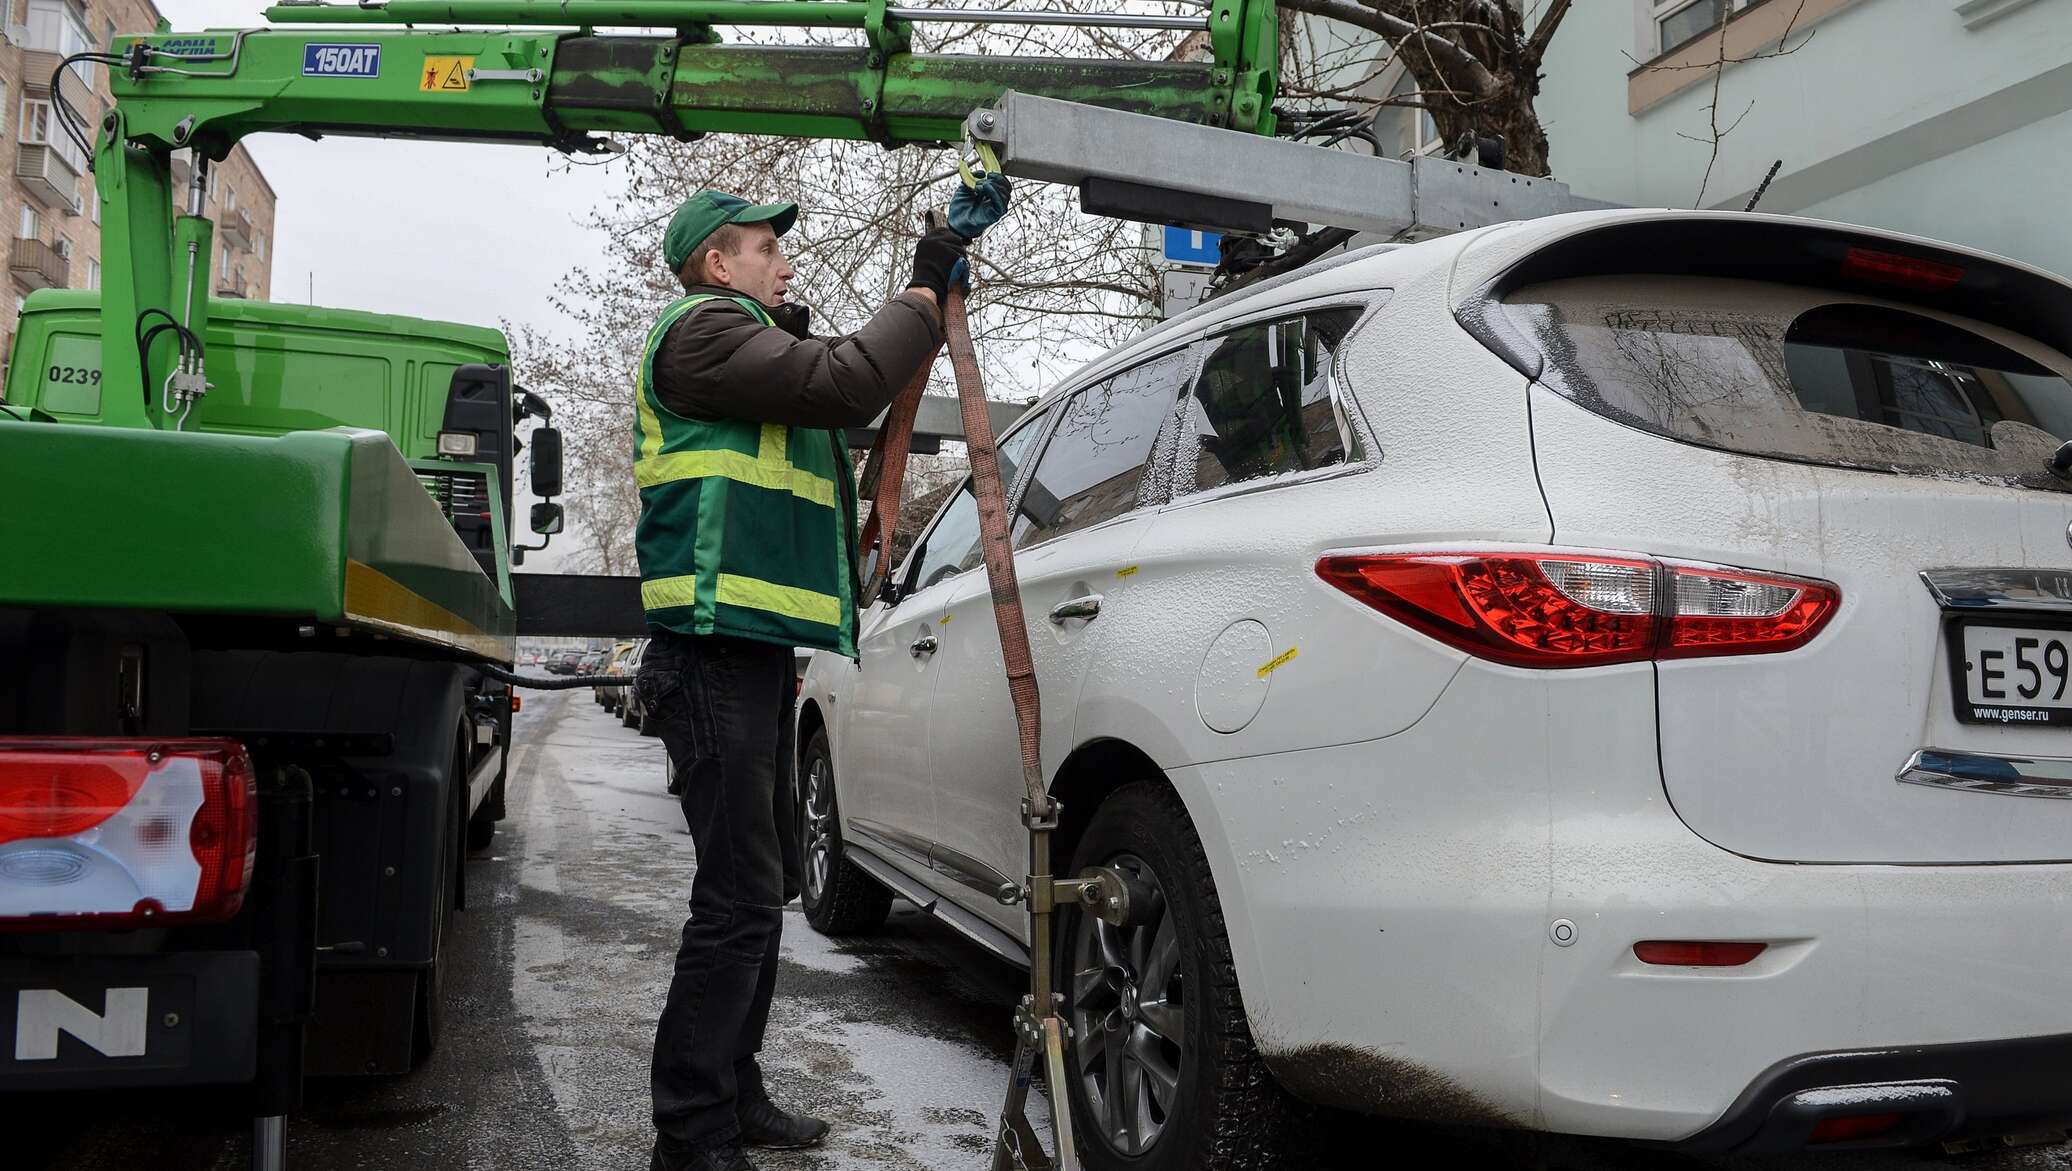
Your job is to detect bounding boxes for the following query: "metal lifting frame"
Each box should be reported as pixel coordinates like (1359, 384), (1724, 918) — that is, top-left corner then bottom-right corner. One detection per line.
(965, 89), (1614, 240)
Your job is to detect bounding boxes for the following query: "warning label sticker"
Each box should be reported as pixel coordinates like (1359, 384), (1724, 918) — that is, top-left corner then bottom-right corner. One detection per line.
(420, 56), (474, 92)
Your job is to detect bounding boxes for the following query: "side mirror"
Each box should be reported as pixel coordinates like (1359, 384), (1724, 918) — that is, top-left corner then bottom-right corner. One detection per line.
(530, 502), (565, 535)
(530, 426), (563, 497)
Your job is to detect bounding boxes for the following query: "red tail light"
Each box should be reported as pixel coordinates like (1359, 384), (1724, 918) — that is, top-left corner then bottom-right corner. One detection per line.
(1840, 246), (1964, 292)
(0, 739), (257, 929)
(1316, 550), (1838, 667)
(1632, 940), (1768, 966)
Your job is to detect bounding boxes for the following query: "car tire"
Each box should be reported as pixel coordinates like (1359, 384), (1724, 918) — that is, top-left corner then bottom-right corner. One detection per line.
(1058, 781), (1305, 1171)
(620, 697), (638, 728)
(637, 703), (657, 737)
(797, 727), (892, 936)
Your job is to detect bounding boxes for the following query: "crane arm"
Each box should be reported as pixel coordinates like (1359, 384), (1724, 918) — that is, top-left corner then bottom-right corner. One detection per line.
(86, 0), (1277, 425)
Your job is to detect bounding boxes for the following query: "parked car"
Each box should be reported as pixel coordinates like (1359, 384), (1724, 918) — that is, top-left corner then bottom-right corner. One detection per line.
(545, 649), (585, 675)
(615, 640), (653, 732)
(573, 650), (606, 677)
(796, 209), (2072, 1168)
(594, 641), (637, 711)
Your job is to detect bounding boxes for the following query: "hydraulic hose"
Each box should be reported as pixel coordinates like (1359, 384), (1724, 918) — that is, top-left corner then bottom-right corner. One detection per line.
(471, 663), (631, 689)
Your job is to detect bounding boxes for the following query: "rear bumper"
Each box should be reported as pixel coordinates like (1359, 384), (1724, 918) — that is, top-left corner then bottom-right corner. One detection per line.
(1170, 659), (2072, 1143)
(1673, 1032), (2072, 1154)
(0, 950), (258, 1091)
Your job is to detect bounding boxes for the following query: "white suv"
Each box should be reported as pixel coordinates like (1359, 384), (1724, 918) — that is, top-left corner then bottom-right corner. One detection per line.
(796, 209), (2072, 1168)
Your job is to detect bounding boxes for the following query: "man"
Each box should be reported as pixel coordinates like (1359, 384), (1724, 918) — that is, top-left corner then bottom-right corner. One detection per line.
(632, 187), (998, 1171)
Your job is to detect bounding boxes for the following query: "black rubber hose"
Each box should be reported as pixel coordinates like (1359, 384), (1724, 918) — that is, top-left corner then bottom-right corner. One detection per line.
(470, 663), (633, 690)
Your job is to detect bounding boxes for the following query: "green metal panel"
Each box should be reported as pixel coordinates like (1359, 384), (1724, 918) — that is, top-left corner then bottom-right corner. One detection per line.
(6, 292), (509, 460)
(0, 422), (352, 616)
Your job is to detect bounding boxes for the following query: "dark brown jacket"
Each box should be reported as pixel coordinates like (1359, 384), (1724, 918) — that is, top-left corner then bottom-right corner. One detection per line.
(652, 284), (941, 428)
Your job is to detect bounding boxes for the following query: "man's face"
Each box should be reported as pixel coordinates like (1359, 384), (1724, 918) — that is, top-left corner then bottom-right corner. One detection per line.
(706, 222), (795, 307)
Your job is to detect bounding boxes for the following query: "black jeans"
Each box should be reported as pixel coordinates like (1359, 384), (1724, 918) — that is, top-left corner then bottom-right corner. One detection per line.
(639, 630), (802, 1149)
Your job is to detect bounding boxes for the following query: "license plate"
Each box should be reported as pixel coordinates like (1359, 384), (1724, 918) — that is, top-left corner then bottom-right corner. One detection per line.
(1952, 623), (2072, 725)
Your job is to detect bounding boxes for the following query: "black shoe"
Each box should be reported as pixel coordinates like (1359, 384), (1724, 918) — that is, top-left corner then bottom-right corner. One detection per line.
(737, 1098), (830, 1150)
(650, 1135), (753, 1171)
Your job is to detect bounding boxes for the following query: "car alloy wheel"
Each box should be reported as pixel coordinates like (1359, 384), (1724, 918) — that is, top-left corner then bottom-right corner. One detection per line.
(1069, 852), (1184, 1157)
(800, 753), (835, 905)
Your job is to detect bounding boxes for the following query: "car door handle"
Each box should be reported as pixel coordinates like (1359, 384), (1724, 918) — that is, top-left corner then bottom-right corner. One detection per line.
(1049, 594), (1103, 624)
(909, 633), (940, 658)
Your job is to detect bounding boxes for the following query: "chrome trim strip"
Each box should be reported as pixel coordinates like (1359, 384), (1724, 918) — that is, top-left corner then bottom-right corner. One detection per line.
(843, 844), (1030, 967)
(845, 817), (935, 868)
(1898, 748), (2072, 800)
(927, 841), (1023, 905)
(1920, 568), (2072, 613)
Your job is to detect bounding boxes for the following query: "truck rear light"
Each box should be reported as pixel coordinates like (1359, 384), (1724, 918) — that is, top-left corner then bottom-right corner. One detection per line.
(1316, 551), (1838, 667)
(1632, 940), (1768, 966)
(0, 739), (256, 928)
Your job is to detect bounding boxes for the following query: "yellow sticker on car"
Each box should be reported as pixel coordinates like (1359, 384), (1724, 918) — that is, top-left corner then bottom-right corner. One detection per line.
(1256, 646), (1299, 679)
(420, 56), (473, 91)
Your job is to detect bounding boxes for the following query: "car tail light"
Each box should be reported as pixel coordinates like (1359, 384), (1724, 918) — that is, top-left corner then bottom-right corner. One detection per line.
(0, 739), (257, 928)
(1316, 551), (1838, 668)
(1632, 940), (1768, 966)
(1809, 1113), (1903, 1144)
(1840, 246), (1964, 292)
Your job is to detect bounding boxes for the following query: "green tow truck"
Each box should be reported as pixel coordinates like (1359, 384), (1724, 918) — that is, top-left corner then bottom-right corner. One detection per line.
(0, 0), (1285, 1161)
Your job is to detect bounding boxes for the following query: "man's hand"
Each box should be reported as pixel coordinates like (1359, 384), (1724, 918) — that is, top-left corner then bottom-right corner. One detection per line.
(906, 226), (969, 301)
(948, 173), (1012, 240)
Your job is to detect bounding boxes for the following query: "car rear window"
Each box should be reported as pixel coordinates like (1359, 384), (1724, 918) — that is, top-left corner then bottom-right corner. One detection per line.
(1500, 275), (2072, 490)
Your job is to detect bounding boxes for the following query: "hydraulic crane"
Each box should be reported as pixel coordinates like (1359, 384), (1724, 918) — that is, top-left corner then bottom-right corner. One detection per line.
(92, 0), (1280, 427)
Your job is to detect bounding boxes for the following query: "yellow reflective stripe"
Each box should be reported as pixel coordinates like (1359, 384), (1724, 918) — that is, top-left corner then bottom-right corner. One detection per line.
(636, 383), (666, 462)
(759, 423), (785, 463)
(634, 447), (837, 509)
(641, 573), (841, 628)
(641, 574), (701, 611)
(715, 573), (841, 627)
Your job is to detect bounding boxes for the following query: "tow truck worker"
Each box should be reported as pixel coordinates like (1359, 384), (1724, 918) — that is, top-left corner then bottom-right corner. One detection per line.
(631, 187), (997, 1171)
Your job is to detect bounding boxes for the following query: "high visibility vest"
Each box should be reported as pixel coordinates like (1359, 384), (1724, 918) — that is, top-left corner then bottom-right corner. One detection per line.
(631, 293), (859, 657)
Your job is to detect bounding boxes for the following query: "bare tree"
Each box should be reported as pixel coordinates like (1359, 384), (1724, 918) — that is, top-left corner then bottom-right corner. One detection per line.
(1622, 1), (1814, 207)
(1272, 0), (1573, 175)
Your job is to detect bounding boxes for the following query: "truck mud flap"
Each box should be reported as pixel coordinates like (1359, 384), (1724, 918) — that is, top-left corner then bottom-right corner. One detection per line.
(0, 951), (258, 1090)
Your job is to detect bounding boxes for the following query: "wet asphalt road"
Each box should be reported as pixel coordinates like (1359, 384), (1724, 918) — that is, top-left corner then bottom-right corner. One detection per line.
(12, 690), (2072, 1171)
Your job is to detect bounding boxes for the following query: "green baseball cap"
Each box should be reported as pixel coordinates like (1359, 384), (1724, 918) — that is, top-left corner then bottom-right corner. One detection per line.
(663, 190), (798, 272)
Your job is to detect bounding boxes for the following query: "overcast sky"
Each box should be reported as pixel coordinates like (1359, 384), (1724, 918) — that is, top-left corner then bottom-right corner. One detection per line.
(162, 0), (629, 346)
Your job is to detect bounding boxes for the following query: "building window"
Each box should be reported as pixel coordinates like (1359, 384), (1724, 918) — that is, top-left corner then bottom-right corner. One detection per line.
(255, 232), (266, 261)
(220, 247), (231, 280)
(19, 205), (39, 240)
(224, 184), (236, 212)
(1653, 0), (1758, 54)
(1386, 71), (1441, 159)
(25, 0), (93, 58)
(86, 258), (98, 288)
(20, 96), (87, 173)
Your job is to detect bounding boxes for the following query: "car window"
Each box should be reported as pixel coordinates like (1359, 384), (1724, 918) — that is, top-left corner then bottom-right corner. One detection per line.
(1501, 275), (2072, 493)
(905, 418), (1049, 593)
(1180, 309), (1362, 495)
(1014, 348), (1193, 549)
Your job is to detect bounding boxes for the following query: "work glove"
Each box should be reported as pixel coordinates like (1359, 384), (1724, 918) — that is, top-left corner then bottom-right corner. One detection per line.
(947, 173), (1012, 240)
(906, 225), (970, 301)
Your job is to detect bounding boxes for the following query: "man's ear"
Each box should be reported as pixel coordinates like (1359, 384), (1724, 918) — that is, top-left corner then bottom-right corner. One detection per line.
(703, 247), (730, 288)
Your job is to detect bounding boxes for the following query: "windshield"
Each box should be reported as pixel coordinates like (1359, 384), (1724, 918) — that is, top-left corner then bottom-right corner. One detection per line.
(1500, 275), (2072, 491)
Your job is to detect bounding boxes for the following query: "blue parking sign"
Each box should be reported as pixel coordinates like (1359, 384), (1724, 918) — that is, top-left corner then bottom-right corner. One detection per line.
(1162, 225), (1221, 266)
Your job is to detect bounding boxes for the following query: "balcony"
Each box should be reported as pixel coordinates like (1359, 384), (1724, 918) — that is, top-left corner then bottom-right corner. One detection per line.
(215, 282), (245, 299)
(16, 144), (80, 212)
(12, 237), (69, 290)
(219, 207), (254, 249)
(21, 49), (94, 111)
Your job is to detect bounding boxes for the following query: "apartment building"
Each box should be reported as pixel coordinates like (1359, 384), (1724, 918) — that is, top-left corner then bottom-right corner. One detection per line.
(1534, 0), (2072, 275)
(0, 0), (276, 359)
